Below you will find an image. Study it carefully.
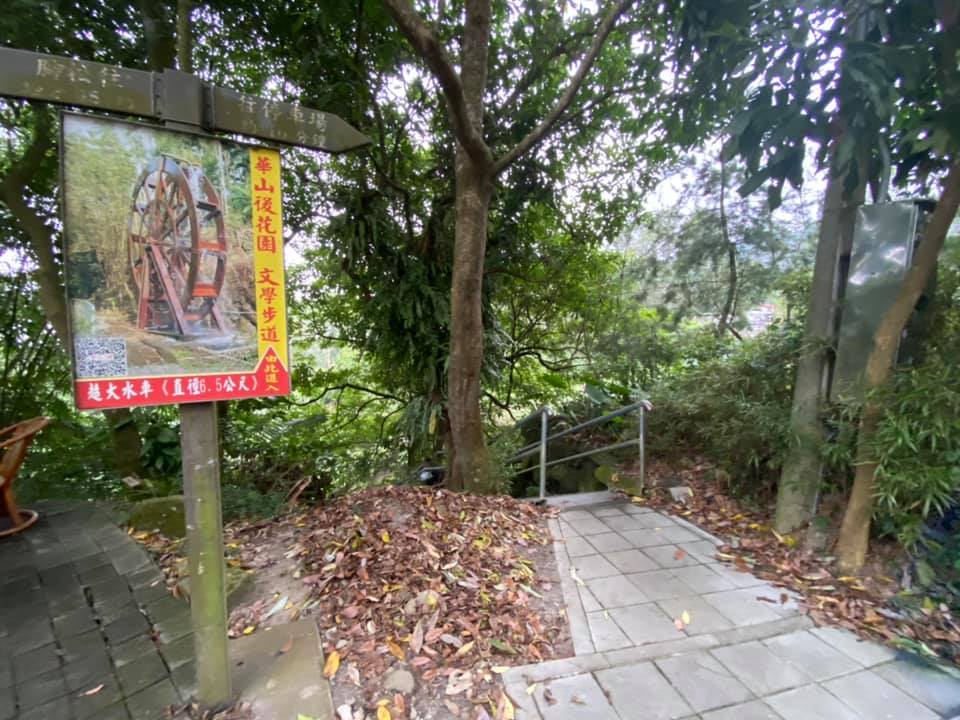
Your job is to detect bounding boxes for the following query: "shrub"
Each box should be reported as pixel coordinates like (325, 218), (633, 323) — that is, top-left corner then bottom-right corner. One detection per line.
(646, 322), (802, 498)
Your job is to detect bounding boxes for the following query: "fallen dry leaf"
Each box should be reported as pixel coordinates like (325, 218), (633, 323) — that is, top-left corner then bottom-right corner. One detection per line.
(323, 650), (340, 678)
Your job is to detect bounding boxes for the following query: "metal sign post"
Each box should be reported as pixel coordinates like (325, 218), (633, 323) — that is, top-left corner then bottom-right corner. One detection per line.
(2, 46), (369, 710)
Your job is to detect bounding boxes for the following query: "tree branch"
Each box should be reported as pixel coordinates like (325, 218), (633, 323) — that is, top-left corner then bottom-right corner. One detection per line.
(381, 0), (492, 166)
(287, 382), (406, 407)
(491, 0), (636, 176)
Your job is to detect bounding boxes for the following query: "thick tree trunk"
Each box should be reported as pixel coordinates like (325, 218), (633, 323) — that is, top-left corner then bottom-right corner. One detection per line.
(775, 166), (863, 533)
(447, 154), (493, 491)
(836, 158), (960, 572)
(140, 0), (177, 70)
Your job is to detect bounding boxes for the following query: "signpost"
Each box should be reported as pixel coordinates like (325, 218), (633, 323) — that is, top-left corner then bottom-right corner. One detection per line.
(1, 46), (370, 709)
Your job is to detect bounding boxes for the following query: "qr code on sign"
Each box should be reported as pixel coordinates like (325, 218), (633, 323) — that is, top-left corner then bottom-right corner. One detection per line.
(74, 337), (128, 378)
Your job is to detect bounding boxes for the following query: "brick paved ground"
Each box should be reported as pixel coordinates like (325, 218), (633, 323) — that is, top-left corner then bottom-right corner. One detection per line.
(0, 502), (194, 720)
(503, 494), (960, 720)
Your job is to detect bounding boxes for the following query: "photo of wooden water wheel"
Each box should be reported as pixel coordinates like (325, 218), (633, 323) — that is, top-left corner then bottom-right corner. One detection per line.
(127, 155), (228, 336)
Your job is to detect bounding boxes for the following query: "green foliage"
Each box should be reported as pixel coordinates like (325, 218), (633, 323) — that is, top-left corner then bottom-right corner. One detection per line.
(220, 483), (287, 522)
(869, 360), (960, 548)
(140, 420), (182, 478)
(646, 323), (803, 496)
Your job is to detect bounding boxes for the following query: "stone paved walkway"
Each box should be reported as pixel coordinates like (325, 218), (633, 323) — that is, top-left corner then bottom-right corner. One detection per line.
(0, 502), (195, 720)
(503, 493), (960, 720)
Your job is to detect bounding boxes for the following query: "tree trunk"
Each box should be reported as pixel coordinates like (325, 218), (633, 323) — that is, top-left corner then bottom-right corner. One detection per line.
(775, 164), (863, 533)
(447, 154), (493, 491)
(176, 0), (193, 73)
(717, 157), (738, 336)
(836, 158), (960, 572)
(140, 0), (177, 70)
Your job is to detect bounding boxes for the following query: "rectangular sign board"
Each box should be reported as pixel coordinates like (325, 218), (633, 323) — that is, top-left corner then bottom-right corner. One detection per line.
(61, 113), (290, 409)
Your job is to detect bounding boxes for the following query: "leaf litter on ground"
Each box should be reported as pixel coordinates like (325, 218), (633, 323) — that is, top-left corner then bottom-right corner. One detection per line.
(139, 485), (569, 718)
(625, 458), (960, 668)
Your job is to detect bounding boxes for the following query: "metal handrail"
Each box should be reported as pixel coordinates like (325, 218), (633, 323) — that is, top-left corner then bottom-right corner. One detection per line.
(506, 400), (650, 500)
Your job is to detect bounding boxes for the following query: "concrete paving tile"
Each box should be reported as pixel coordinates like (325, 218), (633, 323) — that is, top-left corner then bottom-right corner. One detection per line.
(63, 654), (113, 692)
(809, 626), (897, 667)
(677, 539), (722, 563)
(103, 608), (150, 645)
(605, 514), (675, 532)
(609, 603), (679, 645)
(621, 529), (674, 548)
(569, 554), (620, 580)
(19, 695), (70, 720)
(874, 657), (960, 717)
(563, 510), (597, 521)
(586, 611), (631, 651)
(14, 642), (60, 680)
(644, 544), (701, 569)
(703, 588), (784, 627)
(672, 564), (735, 594)
(596, 661), (693, 719)
(765, 684), (860, 720)
(750, 583), (802, 615)
(0, 660), (11, 691)
(657, 596), (734, 636)
(586, 532), (633, 553)
(59, 629), (109, 666)
(563, 536), (596, 558)
(762, 630), (861, 682)
(143, 595), (187, 623)
(823, 669), (940, 720)
(125, 678), (180, 720)
(125, 566), (164, 592)
(709, 563), (768, 588)
(579, 586), (602, 613)
(607, 549), (659, 574)
(113, 634), (157, 668)
(71, 676), (125, 720)
(72, 554), (112, 573)
(658, 525), (702, 544)
(655, 651), (754, 713)
(603, 634), (718, 667)
(6, 622), (54, 654)
(118, 651), (169, 697)
(52, 605), (99, 638)
(565, 517), (611, 536)
(534, 674), (615, 719)
(0, 685), (13, 720)
(558, 521), (580, 538)
(79, 563), (120, 587)
(701, 699), (782, 719)
(711, 641), (809, 694)
(16, 668), (69, 710)
(170, 659), (196, 700)
(626, 569), (697, 601)
(623, 504), (653, 515)
(157, 634), (194, 672)
(586, 575), (648, 609)
(97, 596), (139, 624)
(593, 507), (627, 517)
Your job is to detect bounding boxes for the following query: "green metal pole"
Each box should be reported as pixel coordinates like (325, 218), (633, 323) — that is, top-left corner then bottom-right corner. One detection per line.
(180, 401), (232, 707)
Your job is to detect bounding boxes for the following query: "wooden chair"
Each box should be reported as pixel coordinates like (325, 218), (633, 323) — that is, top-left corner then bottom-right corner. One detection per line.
(0, 417), (50, 538)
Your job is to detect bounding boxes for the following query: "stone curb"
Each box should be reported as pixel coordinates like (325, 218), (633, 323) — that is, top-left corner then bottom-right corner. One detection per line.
(503, 614), (814, 689)
(546, 517), (593, 656)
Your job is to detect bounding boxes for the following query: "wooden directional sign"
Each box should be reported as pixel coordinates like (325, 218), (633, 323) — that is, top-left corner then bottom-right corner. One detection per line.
(0, 46), (371, 153)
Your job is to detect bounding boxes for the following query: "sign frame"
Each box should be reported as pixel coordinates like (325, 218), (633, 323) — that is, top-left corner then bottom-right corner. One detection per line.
(59, 111), (291, 411)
